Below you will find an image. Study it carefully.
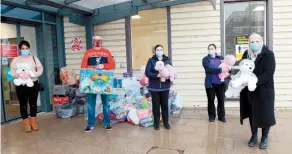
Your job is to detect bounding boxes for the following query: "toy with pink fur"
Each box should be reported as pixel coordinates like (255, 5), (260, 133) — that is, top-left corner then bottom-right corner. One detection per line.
(165, 64), (177, 82)
(155, 61), (177, 82)
(155, 61), (169, 82)
(218, 55), (236, 82)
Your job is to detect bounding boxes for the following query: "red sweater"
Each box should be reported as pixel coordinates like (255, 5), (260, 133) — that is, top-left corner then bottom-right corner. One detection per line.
(80, 48), (115, 70)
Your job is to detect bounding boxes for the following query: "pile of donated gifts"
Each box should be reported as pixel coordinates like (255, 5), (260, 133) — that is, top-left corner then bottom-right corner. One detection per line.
(52, 67), (183, 127)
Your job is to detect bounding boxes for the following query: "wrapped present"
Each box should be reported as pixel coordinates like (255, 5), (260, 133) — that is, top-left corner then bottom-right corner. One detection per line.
(79, 69), (117, 94)
(52, 96), (69, 105)
(53, 85), (69, 96)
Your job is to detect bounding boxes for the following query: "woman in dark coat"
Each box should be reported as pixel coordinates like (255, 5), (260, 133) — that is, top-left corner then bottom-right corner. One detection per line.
(240, 33), (276, 149)
(145, 44), (172, 130)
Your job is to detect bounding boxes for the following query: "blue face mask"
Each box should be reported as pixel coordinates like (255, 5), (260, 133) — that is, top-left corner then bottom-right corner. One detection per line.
(21, 50), (30, 56)
(155, 50), (163, 58)
(250, 43), (261, 52)
(208, 50), (215, 56)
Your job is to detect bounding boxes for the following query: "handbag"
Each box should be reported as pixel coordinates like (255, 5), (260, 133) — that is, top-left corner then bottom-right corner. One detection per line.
(33, 56), (44, 91)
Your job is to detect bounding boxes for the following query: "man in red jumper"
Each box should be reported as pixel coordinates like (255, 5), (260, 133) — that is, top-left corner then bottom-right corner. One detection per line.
(81, 35), (115, 132)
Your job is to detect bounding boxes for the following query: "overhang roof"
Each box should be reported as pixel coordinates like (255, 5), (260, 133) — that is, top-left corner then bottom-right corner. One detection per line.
(1, 0), (217, 25)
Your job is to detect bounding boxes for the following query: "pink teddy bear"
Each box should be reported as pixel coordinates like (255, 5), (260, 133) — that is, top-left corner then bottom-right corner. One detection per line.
(218, 55), (236, 82)
(155, 61), (177, 82)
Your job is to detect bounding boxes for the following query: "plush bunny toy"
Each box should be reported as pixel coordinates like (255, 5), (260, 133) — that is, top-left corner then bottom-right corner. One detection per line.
(225, 59), (258, 98)
(13, 63), (35, 87)
(218, 55), (236, 82)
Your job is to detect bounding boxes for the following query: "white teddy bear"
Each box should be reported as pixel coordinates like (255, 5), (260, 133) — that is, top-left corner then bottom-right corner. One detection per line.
(225, 59), (258, 98)
(13, 63), (35, 87)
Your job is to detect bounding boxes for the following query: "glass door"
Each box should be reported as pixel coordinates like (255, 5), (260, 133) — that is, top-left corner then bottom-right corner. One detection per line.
(1, 23), (21, 121)
(1, 22), (41, 122)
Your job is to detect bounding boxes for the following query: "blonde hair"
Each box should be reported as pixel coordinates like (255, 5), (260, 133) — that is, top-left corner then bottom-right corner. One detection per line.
(247, 33), (264, 59)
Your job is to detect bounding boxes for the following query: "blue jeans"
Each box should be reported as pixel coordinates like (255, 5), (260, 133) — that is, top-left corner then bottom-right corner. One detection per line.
(87, 94), (110, 127)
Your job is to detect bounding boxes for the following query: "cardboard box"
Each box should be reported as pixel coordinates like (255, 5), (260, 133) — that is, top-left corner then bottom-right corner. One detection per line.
(80, 69), (117, 94)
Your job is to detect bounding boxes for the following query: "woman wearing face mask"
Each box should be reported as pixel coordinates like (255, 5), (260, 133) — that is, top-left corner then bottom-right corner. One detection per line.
(202, 44), (227, 123)
(145, 44), (172, 130)
(240, 33), (276, 149)
(10, 40), (43, 132)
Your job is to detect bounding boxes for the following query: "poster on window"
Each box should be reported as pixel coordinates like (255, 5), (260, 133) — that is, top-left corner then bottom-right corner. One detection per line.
(71, 37), (83, 51)
(235, 36), (249, 60)
(235, 44), (248, 60)
(1, 44), (18, 58)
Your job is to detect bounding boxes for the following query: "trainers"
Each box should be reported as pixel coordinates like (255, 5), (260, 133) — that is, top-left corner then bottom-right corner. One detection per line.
(84, 126), (94, 133)
(105, 125), (112, 131)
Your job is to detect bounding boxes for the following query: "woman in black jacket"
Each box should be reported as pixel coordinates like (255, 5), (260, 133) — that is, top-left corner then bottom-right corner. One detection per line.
(240, 33), (276, 149)
(145, 44), (172, 130)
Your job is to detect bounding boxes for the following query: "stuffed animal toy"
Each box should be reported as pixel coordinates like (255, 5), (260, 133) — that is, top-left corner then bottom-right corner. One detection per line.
(165, 64), (177, 82)
(155, 61), (170, 82)
(225, 59), (258, 98)
(218, 55), (236, 82)
(13, 63), (35, 87)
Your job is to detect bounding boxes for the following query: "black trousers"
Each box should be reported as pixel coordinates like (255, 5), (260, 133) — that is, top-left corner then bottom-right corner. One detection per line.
(15, 81), (39, 119)
(150, 90), (169, 125)
(205, 83), (225, 120)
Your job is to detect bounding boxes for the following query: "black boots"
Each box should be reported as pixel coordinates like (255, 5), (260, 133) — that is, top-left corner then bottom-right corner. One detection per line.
(259, 136), (268, 149)
(248, 135), (258, 147)
(248, 135), (268, 149)
(164, 123), (170, 130)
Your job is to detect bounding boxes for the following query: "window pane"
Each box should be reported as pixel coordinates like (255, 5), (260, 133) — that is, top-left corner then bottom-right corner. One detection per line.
(131, 8), (168, 69)
(44, 24), (60, 104)
(1, 4), (42, 20)
(224, 2), (265, 60)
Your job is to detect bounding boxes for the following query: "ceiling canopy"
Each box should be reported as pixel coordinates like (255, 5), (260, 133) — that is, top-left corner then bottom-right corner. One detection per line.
(1, 0), (216, 25)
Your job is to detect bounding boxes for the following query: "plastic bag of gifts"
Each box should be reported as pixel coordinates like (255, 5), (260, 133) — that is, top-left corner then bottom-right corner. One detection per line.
(79, 69), (122, 95)
(60, 67), (77, 85)
(127, 108), (153, 127)
(54, 100), (79, 119)
(96, 94), (127, 125)
(169, 94), (183, 115)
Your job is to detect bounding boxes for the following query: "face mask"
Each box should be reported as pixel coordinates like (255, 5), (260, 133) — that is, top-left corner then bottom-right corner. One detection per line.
(155, 50), (163, 57)
(21, 50), (30, 56)
(93, 40), (102, 48)
(250, 43), (261, 52)
(208, 50), (215, 56)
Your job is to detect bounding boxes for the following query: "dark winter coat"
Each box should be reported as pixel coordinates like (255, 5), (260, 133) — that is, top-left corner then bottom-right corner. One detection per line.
(240, 46), (276, 128)
(145, 54), (172, 90)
